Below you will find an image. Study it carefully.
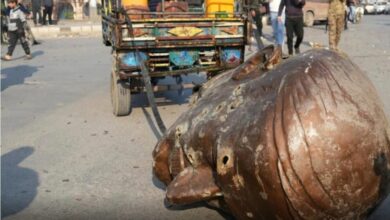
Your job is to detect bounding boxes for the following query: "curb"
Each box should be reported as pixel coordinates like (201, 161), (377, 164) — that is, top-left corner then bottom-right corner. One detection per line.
(30, 24), (102, 38)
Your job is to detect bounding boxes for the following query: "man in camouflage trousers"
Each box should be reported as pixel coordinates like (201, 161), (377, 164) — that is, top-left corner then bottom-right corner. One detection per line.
(328, 0), (346, 50)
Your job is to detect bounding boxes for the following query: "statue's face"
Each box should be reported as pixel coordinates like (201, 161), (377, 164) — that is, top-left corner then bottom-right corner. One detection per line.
(153, 49), (390, 219)
(153, 47), (275, 207)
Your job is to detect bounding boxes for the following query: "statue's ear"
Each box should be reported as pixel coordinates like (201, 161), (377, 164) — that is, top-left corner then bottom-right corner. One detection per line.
(231, 45), (275, 81)
(153, 138), (173, 186)
(166, 165), (222, 205)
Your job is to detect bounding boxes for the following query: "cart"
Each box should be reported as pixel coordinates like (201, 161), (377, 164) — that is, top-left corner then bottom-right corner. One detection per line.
(101, 0), (249, 121)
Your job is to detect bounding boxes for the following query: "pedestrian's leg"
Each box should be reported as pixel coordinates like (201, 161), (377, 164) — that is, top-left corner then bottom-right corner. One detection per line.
(328, 14), (337, 50)
(6, 31), (18, 56)
(294, 17), (304, 53)
(347, 6), (351, 22)
(351, 6), (356, 23)
(271, 12), (278, 40)
(48, 6), (53, 25)
(256, 18), (263, 37)
(18, 31), (31, 55)
(285, 17), (294, 55)
(32, 8), (38, 25)
(276, 15), (285, 46)
(335, 14), (344, 48)
(38, 9), (42, 24)
(43, 7), (47, 25)
(344, 10), (348, 30)
(25, 22), (37, 43)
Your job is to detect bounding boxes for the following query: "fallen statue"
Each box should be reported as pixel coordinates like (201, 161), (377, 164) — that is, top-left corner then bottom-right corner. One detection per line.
(153, 46), (390, 219)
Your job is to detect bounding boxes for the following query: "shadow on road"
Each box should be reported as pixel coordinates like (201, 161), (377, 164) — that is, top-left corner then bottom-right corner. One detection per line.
(133, 88), (195, 139)
(31, 50), (44, 57)
(132, 89), (193, 109)
(1, 146), (39, 218)
(1, 65), (39, 91)
(164, 199), (235, 220)
(152, 175), (166, 190)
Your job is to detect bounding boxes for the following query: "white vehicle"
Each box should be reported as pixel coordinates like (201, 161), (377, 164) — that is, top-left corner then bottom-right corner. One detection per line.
(364, 0), (389, 14)
(364, 0), (376, 14)
(375, 1), (387, 13)
(386, 1), (390, 14)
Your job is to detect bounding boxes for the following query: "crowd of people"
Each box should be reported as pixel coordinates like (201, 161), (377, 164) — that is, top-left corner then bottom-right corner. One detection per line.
(28, 0), (54, 26)
(251, 0), (351, 57)
(1, 0), (354, 61)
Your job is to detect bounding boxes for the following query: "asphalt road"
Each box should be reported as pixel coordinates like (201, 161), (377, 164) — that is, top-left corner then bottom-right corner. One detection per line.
(1, 15), (390, 220)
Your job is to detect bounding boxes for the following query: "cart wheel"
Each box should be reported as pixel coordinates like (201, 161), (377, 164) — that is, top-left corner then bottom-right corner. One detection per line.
(111, 72), (131, 116)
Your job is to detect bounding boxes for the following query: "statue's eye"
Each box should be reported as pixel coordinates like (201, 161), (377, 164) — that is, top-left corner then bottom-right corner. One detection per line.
(222, 155), (229, 165)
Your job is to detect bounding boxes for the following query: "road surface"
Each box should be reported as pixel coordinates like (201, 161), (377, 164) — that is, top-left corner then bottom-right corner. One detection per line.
(1, 15), (390, 219)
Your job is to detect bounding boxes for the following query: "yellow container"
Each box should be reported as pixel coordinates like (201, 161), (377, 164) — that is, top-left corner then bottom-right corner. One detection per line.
(122, 0), (148, 8)
(206, 0), (234, 18)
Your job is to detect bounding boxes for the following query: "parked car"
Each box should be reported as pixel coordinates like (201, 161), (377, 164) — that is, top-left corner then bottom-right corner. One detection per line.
(386, 1), (390, 14)
(303, 0), (329, 26)
(364, 3), (376, 13)
(363, 0), (388, 14)
(375, 1), (388, 13)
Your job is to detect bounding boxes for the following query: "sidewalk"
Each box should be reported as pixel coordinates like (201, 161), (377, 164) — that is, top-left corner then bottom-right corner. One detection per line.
(30, 20), (102, 38)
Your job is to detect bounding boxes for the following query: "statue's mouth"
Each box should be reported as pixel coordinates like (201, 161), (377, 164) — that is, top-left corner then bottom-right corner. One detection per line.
(154, 137), (223, 205)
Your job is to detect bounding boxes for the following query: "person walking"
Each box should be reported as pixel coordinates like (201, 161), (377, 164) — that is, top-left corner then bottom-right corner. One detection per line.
(270, 0), (285, 53)
(42, 0), (53, 25)
(251, 3), (266, 38)
(278, 0), (306, 56)
(31, 0), (42, 25)
(2, 0), (31, 61)
(249, 1), (267, 50)
(344, 7), (348, 30)
(5, 0), (40, 45)
(347, 0), (356, 23)
(328, 0), (346, 50)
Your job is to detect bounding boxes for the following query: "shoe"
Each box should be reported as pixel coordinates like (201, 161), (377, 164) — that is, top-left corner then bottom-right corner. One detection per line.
(2, 54), (12, 61)
(295, 47), (300, 54)
(25, 54), (32, 59)
(282, 53), (290, 59)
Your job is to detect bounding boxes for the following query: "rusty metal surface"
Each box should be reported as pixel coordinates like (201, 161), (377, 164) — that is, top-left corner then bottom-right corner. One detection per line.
(152, 48), (390, 219)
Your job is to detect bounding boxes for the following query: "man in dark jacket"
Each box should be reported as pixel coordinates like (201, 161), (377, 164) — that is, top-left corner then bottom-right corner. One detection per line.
(42, 0), (53, 25)
(251, 1), (268, 37)
(278, 0), (305, 56)
(31, 0), (42, 25)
